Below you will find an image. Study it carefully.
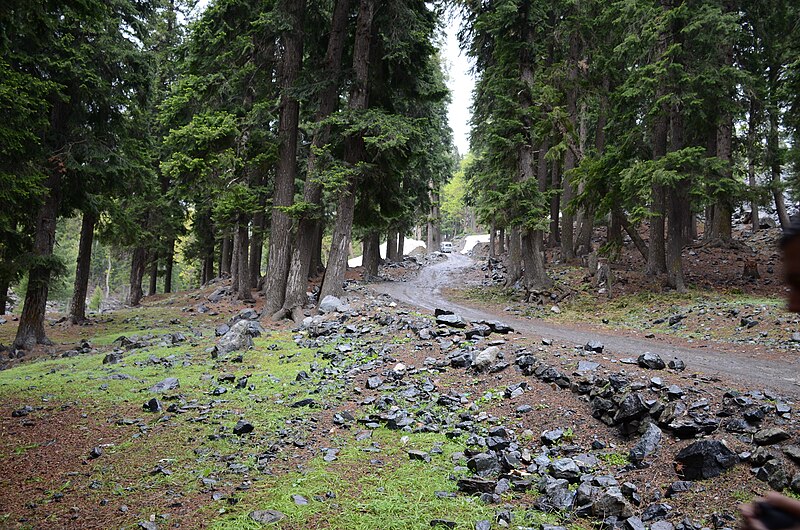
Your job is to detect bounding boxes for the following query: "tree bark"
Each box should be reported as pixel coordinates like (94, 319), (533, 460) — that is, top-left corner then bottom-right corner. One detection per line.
(768, 97), (789, 229)
(0, 277), (9, 315)
(497, 227), (505, 254)
(69, 211), (97, 324)
(386, 228), (399, 262)
(397, 232), (405, 259)
(748, 97), (760, 233)
(164, 239), (174, 293)
(14, 161), (63, 350)
(148, 254), (158, 296)
(505, 227), (522, 287)
(645, 104), (668, 275)
(236, 217), (252, 300)
(362, 231), (380, 279)
(666, 105), (688, 292)
(318, 0), (375, 304)
(549, 162), (560, 248)
(127, 247), (146, 307)
(427, 185), (441, 253)
(220, 236), (232, 276)
(488, 222), (496, 258)
(249, 188), (266, 289)
(263, 0), (307, 314)
(276, 0), (351, 321)
(230, 227), (240, 293)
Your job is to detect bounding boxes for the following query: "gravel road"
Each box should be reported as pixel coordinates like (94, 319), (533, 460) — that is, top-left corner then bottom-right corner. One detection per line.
(373, 253), (800, 397)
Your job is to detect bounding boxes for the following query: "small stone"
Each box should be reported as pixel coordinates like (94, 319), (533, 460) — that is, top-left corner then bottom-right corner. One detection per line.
(629, 423), (662, 464)
(148, 377), (179, 393)
(291, 494), (308, 505)
(233, 420), (254, 435)
(366, 376), (383, 389)
(89, 447), (103, 459)
(430, 519), (456, 529)
(408, 450), (431, 463)
(249, 510), (285, 524)
(754, 428), (791, 446)
(585, 340), (605, 353)
(638, 353), (666, 370)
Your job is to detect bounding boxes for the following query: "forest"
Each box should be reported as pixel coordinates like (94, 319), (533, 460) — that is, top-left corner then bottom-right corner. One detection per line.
(2, 1), (800, 527)
(2, 0), (800, 348)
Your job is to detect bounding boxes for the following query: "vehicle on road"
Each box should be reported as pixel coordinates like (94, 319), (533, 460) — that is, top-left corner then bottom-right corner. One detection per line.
(440, 241), (453, 253)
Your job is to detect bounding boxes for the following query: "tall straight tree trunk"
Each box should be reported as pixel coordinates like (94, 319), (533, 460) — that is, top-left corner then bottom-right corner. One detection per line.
(318, 0), (375, 303)
(560, 27), (581, 261)
(666, 105), (688, 292)
(427, 185), (441, 253)
(397, 232), (405, 259)
(148, 255), (158, 296)
(505, 227), (522, 287)
(69, 211), (97, 324)
(231, 227), (241, 294)
(236, 217), (251, 300)
(574, 104), (593, 256)
(0, 278), (9, 315)
(220, 236), (232, 276)
(249, 209), (265, 288)
(497, 227), (505, 254)
(14, 166), (63, 349)
(164, 239), (174, 293)
(645, 107), (668, 275)
(768, 100), (789, 229)
(488, 222), (496, 258)
(263, 0), (307, 314)
(278, 0), (351, 321)
(128, 247), (147, 307)
(386, 228), (399, 262)
(710, 112), (733, 241)
(608, 209), (624, 261)
(748, 97), (760, 232)
(362, 231), (380, 278)
(549, 163), (560, 248)
(310, 221), (324, 274)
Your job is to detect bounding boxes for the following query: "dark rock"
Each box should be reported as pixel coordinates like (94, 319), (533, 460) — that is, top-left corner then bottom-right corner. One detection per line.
(291, 398), (316, 408)
(467, 453), (502, 478)
(408, 450), (431, 463)
(754, 427), (791, 446)
(756, 459), (789, 490)
(629, 423), (662, 464)
(483, 320), (513, 334)
(783, 445), (800, 464)
(143, 398), (161, 413)
(103, 352), (123, 364)
(638, 353), (666, 370)
(536, 477), (575, 512)
(249, 510), (285, 524)
(666, 481), (693, 498)
(667, 357), (686, 371)
(233, 420), (254, 435)
(466, 325), (492, 340)
(614, 393), (648, 424)
(430, 520), (456, 529)
(12, 405), (34, 417)
(744, 407), (766, 424)
(542, 428), (564, 446)
(148, 377), (179, 393)
(457, 477), (497, 494)
(585, 341), (605, 353)
(724, 418), (756, 434)
(436, 313), (466, 328)
(675, 440), (739, 479)
(550, 458), (581, 482)
(642, 503), (672, 522)
(592, 488), (633, 518)
(89, 446), (103, 459)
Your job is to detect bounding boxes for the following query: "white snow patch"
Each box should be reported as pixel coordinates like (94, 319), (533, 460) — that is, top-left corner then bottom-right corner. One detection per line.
(461, 234), (490, 254)
(348, 238), (427, 267)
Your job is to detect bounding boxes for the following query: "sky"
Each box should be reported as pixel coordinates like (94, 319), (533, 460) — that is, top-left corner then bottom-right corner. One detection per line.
(442, 12), (475, 156)
(190, 1), (475, 155)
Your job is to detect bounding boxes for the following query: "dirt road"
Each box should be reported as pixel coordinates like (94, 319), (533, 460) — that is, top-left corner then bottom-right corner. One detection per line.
(373, 253), (800, 397)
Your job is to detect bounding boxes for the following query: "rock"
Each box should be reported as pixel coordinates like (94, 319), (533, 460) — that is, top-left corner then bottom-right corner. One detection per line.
(475, 521), (492, 530)
(143, 398), (161, 413)
(756, 459), (789, 490)
(430, 519), (456, 528)
(102, 352), (123, 364)
(536, 477), (574, 512)
(138, 522), (158, 530)
(585, 340), (605, 353)
(638, 353), (666, 370)
(408, 450), (431, 463)
(642, 503), (672, 521)
(467, 453), (502, 478)
(249, 510), (285, 524)
(592, 488), (633, 518)
(148, 377), (179, 393)
(483, 320), (513, 334)
(783, 445), (800, 464)
(666, 481), (693, 498)
(541, 428), (564, 446)
(319, 295), (346, 313)
(614, 393), (648, 424)
(436, 313), (466, 328)
(12, 405), (34, 417)
(89, 446), (103, 459)
(626, 517), (646, 530)
(366, 376), (383, 389)
(754, 428), (791, 446)
(668, 358), (686, 371)
(216, 320), (263, 355)
(675, 440), (739, 479)
(233, 420), (254, 435)
(629, 423), (662, 464)
(550, 458), (581, 482)
(457, 477), (497, 494)
(291, 494), (308, 505)
(578, 361), (600, 372)
(472, 346), (500, 372)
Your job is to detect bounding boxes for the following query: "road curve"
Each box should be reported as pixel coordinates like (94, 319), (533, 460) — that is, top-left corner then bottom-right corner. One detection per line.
(372, 253), (800, 397)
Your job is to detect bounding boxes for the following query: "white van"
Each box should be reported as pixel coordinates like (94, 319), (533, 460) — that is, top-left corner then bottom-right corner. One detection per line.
(440, 241), (453, 253)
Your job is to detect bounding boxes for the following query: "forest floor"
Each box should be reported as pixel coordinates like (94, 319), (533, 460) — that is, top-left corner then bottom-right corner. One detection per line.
(0, 223), (798, 530)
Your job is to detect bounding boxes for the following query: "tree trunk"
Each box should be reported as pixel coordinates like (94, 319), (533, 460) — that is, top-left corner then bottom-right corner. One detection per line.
(768, 101), (789, 229)
(13, 163), (63, 350)
(549, 162), (560, 248)
(427, 185), (441, 253)
(236, 217), (252, 301)
(230, 228), (241, 293)
(0, 278), (9, 315)
(497, 227), (505, 254)
(220, 236), (232, 276)
(645, 104), (668, 275)
(362, 231), (380, 279)
(318, 0), (374, 304)
(397, 232), (405, 259)
(263, 0), (307, 314)
(618, 212), (649, 260)
(666, 99), (688, 292)
(386, 228), (399, 262)
(249, 204), (265, 289)
(277, 0), (351, 321)
(748, 97), (760, 233)
(148, 254), (158, 296)
(127, 247), (147, 307)
(608, 208), (623, 262)
(164, 239), (174, 293)
(505, 227), (522, 287)
(488, 222), (496, 258)
(69, 211), (97, 324)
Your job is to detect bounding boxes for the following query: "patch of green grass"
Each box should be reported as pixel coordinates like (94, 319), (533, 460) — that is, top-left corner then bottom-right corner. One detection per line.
(598, 452), (629, 467)
(209, 429), (553, 530)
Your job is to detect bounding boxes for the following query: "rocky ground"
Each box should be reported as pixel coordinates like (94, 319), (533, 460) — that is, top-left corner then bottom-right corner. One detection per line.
(0, 228), (799, 529)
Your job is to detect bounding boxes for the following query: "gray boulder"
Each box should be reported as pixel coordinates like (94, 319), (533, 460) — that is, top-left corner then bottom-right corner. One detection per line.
(675, 440), (739, 479)
(216, 319), (263, 355)
(472, 346), (500, 372)
(629, 423), (662, 464)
